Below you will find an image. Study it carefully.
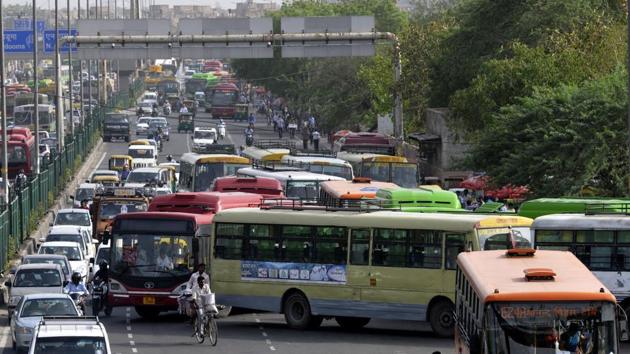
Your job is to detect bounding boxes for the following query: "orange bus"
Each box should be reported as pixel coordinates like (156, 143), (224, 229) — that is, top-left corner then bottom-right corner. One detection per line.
(452, 249), (627, 354)
(318, 178), (398, 207)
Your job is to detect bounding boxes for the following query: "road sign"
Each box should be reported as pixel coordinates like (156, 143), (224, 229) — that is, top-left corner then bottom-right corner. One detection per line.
(13, 18), (32, 30)
(43, 29), (77, 53)
(3, 30), (34, 53)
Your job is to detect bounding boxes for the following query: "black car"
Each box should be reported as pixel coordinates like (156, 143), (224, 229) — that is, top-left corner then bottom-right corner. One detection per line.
(103, 113), (131, 142)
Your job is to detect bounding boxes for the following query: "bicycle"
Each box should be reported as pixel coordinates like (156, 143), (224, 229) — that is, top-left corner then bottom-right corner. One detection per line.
(192, 295), (219, 346)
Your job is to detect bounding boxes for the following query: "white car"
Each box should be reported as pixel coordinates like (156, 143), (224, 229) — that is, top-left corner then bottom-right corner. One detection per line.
(28, 316), (112, 354)
(72, 183), (99, 208)
(192, 127), (217, 153)
(45, 226), (96, 268)
(128, 144), (157, 169)
(143, 91), (158, 102)
(38, 241), (90, 279)
(94, 243), (110, 272)
(137, 101), (154, 116)
(51, 208), (95, 249)
(5, 264), (66, 321)
(124, 167), (173, 194)
(136, 116), (152, 136)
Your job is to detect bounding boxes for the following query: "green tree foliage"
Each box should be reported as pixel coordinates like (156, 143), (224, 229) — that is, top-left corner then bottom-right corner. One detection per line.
(467, 69), (629, 197)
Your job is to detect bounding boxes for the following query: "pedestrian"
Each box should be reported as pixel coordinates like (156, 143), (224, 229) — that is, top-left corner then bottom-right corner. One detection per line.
(312, 129), (321, 151)
(277, 116), (285, 139)
(301, 125), (310, 150)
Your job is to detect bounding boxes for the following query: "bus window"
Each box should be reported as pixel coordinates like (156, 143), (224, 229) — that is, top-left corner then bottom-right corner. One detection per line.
(576, 230), (614, 243)
(536, 230), (573, 243)
(245, 224), (272, 260)
(372, 229), (407, 267)
(214, 223), (244, 260)
(281, 226), (312, 262)
(350, 229), (369, 265)
(574, 245), (614, 270)
(445, 234), (466, 270)
(314, 227), (346, 264)
(408, 230), (442, 269)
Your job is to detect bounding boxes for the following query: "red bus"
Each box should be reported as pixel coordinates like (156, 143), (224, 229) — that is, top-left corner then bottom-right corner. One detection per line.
(211, 176), (284, 198)
(210, 82), (239, 118)
(148, 191), (263, 214)
(2, 127), (37, 178)
(106, 212), (214, 318)
(203, 60), (223, 72)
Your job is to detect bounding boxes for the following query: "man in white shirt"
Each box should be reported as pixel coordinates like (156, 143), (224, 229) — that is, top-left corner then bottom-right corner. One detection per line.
(188, 263), (210, 289)
(156, 247), (173, 271)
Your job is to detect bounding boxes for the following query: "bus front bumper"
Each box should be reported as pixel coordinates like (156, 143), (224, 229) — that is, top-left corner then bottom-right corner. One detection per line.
(109, 292), (179, 309)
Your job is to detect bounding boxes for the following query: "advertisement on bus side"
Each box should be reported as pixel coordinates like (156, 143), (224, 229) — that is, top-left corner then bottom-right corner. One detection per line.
(241, 261), (346, 284)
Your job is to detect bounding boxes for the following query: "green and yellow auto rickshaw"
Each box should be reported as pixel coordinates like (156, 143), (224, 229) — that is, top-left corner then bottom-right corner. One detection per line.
(234, 103), (249, 122)
(178, 112), (194, 133)
(108, 155), (133, 173)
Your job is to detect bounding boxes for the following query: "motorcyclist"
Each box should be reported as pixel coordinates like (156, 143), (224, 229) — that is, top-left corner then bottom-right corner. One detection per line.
(248, 113), (256, 126)
(65, 272), (89, 296)
(180, 105), (188, 114)
(93, 260), (109, 283)
(166, 155), (175, 163)
(120, 164), (130, 181)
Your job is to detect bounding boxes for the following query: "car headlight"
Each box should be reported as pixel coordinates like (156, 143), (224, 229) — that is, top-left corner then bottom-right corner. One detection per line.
(16, 326), (33, 334)
(9, 295), (22, 306)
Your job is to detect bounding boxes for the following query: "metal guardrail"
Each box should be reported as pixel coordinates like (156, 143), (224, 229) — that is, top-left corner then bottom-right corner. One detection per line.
(0, 79), (143, 270)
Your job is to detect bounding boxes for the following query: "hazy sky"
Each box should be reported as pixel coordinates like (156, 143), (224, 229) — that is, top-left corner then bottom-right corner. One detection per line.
(5, 0), (283, 9)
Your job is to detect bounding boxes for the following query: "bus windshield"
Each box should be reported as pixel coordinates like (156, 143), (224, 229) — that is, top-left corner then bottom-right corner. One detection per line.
(391, 163), (418, 188)
(98, 201), (148, 219)
(309, 165), (353, 180)
(286, 181), (320, 199)
(477, 227), (532, 250)
(186, 80), (207, 93)
(212, 91), (237, 106)
(485, 301), (617, 354)
(111, 234), (194, 277)
(194, 163), (248, 192)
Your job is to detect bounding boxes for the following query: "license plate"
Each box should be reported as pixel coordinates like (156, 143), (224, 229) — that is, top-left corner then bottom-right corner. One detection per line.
(143, 296), (155, 305)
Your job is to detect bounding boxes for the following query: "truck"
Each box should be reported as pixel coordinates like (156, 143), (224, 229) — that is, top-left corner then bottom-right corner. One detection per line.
(102, 112), (131, 142)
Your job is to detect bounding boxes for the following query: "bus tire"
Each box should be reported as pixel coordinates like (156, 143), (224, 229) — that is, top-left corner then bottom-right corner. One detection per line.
(283, 292), (316, 330)
(428, 300), (454, 338)
(135, 306), (160, 319)
(335, 316), (370, 329)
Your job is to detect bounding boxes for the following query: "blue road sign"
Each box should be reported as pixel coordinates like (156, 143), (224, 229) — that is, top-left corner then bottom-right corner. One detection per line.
(13, 18), (32, 30)
(4, 30), (34, 53)
(37, 21), (46, 33)
(43, 29), (77, 53)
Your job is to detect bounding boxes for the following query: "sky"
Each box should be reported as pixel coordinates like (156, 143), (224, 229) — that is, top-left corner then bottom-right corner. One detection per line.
(5, 0), (283, 9)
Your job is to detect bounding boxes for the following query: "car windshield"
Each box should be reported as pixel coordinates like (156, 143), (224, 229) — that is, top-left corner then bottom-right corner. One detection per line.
(33, 337), (107, 354)
(75, 188), (95, 201)
(98, 201), (148, 219)
(55, 213), (91, 227)
(138, 118), (150, 125)
(194, 131), (215, 139)
(14, 269), (62, 287)
(194, 163), (248, 192)
(39, 246), (82, 261)
(20, 298), (77, 317)
(96, 248), (110, 264)
(111, 234), (194, 277)
(128, 149), (154, 159)
(485, 301), (617, 354)
(46, 235), (84, 250)
(126, 172), (158, 184)
(23, 258), (70, 276)
(140, 102), (152, 108)
(286, 181), (320, 199)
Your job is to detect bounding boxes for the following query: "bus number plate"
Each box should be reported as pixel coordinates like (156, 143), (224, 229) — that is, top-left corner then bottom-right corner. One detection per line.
(143, 296), (155, 305)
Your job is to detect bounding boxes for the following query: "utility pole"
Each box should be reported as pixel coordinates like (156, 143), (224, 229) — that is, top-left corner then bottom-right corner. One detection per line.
(55, 0), (65, 150)
(627, 0), (630, 182)
(78, 0), (84, 127)
(68, 0), (75, 138)
(87, 0), (93, 121)
(0, 0), (9, 205)
(33, 0), (40, 175)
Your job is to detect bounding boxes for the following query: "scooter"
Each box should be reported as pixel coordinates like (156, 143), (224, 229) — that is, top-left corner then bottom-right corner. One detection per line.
(91, 277), (112, 316)
(217, 122), (226, 140)
(68, 291), (87, 315)
(163, 104), (171, 116)
(245, 133), (254, 147)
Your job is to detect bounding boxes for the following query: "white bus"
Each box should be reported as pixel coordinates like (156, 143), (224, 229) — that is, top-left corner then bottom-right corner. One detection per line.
(237, 167), (344, 199)
(13, 104), (56, 132)
(531, 212), (630, 317)
(281, 155), (353, 180)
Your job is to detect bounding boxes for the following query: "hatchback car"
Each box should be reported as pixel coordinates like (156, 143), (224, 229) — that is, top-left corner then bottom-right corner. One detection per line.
(11, 293), (79, 353)
(5, 264), (65, 321)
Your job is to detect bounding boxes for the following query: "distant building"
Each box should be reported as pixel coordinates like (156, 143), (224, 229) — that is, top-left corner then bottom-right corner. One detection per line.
(234, 0), (278, 18)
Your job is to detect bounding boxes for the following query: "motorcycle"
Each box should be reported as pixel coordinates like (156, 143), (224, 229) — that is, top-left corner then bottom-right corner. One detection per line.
(68, 291), (87, 315)
(245, 133), (254, 147)
(217, 122), (226, 140)
(163, 104), (171, 116)
(91, 278), (112, 316)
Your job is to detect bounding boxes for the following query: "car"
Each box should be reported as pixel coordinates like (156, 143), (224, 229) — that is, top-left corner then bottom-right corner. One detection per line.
(38, 241), (90, 279)
(43, 227), (95, 268)
(40, 138), (58, 156)
(52, 208), (94, 238)
(28, 316), (112, 354)
(128, 143), (158, 168)
(94, 243), (110, 272)
(192, 127), (217, 152)
(89, 170), (118, 183)
(148, 117), (170, 141)
(5, 264), (66, 321)
(21, 255), (72, 283)
(124, 167), (173, 194)
(137, 101), (154, 116)
(11, 294), (80, 353)
(143, 91), (158, 102)
(135, 116), (152, 136)
(71, 183), (99, 208)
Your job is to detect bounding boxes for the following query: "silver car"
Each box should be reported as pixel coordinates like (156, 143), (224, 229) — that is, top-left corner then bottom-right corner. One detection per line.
(11, 293), (79, 353)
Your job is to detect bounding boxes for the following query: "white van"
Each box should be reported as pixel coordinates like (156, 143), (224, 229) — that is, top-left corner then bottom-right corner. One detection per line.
(128, 144), (157, 168)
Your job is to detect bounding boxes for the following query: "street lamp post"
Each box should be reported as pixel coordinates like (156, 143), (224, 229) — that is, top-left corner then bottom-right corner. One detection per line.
(0, 0), (9, 205)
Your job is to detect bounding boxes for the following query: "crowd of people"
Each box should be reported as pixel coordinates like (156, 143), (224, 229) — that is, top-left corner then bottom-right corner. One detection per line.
(455, 189), (517, 212)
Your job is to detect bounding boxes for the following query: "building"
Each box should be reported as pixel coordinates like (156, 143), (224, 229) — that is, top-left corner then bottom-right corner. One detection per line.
(234, 0), (278, 18)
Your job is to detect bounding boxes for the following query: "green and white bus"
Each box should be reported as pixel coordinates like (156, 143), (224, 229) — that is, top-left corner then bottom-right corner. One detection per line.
(208, 208), (533, 335)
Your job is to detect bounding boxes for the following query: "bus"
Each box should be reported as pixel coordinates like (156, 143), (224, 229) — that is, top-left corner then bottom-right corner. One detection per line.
(185, 73), (218, 99)
(106, 212), (213, 318)
(281, 155), (354, 180)
(211, 176), (284, 198)
(376, 187), (462, 212)
(148, 191), (263, 215)
(209, 208), (533, 334)
(531, 211), (630, 318)
(157, 78), (180, 97)
(453, 249), (624, 354)
(241, 146), (290, 164)
(2, 127), (37, 178)
(178, 153), (250, 192)
(13, 104), (56, 132)
(333, 132), (395, 155)
(337, 152), (418, 188)
(518, 197), (630, 219)
(237, 167), (345, 199)
(210, 82), (239, 118)
(318, 179), (398, 207)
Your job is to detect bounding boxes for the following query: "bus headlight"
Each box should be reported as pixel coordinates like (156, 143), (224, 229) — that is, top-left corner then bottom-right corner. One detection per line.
(171, 282), (189, 296)
(109, 279), (127, 293)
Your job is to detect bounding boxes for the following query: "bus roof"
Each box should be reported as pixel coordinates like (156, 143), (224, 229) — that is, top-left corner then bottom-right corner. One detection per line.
(212, 176), (283, 196)
(518, 197), (630, 219)
(457, 250), (616, 303)
(237, 167), (345, 182)
(320, 179), (398, 200)
(242, 146), (290, 162)
(114, 211), (214, 225)
(281, 155), (351, 167)
(148, 192), (262, 214)
(180, 152), (249, 165)
(214, 208), (532, 232)
(531, 213), (630, 230)
(377, 187), (461, 209)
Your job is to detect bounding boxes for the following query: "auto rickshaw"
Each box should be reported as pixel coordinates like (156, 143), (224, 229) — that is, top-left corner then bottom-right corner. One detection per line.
(166, 94), (179, 107)
(128, 139), (152, 147)
(235, 103), (249, 122)
(159, 165), (178, 192)
(108, 155), (133, 172)
(92, 175), (120, 187)
(178, 112), (194, 133)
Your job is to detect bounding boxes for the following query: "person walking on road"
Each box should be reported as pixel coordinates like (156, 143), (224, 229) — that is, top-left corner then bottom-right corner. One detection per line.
(312, 129), (321, 151)
(277, 116), (285, 139)
(301, 125), (310, 150)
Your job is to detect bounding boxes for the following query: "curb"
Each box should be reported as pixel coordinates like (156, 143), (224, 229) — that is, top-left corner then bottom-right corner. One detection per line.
(0, 138), (105, 305)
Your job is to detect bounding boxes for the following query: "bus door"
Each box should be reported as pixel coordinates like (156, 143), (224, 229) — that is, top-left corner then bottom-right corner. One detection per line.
(346, 228), (371, 302)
